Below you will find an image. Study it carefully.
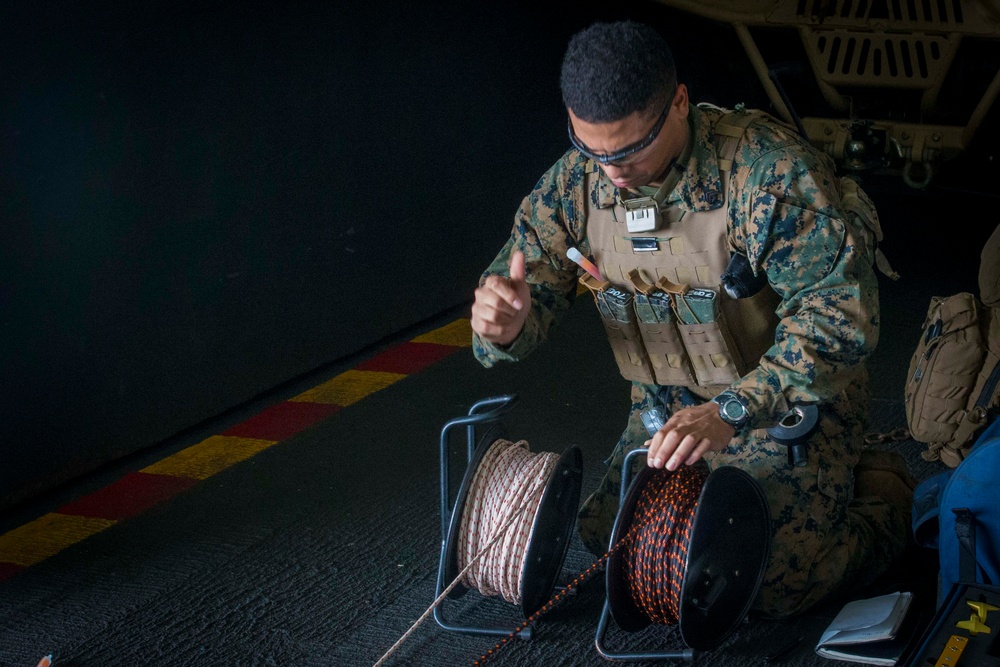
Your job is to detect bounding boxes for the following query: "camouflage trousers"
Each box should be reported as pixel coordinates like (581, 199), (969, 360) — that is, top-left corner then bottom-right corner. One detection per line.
(576, 379), (910, 619)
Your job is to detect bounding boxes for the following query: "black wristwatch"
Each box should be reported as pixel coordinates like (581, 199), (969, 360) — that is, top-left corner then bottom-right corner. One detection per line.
(712, 391), (751, 430)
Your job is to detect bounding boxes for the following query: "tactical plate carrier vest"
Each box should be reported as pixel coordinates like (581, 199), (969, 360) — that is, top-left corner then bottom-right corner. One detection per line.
(581, 109), (780, 394)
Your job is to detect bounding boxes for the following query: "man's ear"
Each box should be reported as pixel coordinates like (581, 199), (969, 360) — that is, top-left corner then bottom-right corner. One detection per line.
(673, 83), (689, 120)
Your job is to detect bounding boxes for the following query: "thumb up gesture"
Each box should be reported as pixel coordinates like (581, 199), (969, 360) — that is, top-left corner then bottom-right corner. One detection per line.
(471, 251), (531, 346)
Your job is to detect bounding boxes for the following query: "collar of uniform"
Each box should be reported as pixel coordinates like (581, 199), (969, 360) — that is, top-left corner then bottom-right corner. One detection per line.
(591, 161), (617, 209)
(590, 104), (725, 212)
(672, 104), (725, 211)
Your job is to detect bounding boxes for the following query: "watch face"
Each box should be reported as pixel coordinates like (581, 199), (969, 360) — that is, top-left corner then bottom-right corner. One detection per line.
(722, 400), (744, 421)
(716, 393), (748, 426)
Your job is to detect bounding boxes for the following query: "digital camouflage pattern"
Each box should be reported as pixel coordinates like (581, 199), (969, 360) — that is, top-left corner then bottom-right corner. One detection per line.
(472, 104), (908, 618)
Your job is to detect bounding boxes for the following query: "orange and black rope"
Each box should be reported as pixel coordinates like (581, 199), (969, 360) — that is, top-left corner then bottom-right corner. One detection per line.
(473, 463), (705, 665)
(626, 465), (706, 625)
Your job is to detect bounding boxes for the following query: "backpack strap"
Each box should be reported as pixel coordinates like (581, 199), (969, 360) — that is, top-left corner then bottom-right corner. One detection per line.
(840, 176), (899, 281)
(912, 470), (949, 548)
(952, 507), (980, 584)
(712, 109), (759, 173)
(944, 359), (1000, 466)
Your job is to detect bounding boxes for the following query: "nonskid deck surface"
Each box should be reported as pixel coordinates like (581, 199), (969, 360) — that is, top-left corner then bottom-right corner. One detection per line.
(0, 184), (990, 666)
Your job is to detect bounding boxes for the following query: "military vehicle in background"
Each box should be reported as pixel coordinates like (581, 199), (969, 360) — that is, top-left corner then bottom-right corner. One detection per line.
(657, 0), (1000, 188)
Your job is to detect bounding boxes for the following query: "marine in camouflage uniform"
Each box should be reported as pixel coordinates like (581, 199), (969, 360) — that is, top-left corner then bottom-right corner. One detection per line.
(470, 22), (909, 619)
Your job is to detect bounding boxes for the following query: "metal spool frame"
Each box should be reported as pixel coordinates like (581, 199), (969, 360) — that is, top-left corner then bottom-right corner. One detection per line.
(596, 448), (772, 661)
(433, 395), (583, 639)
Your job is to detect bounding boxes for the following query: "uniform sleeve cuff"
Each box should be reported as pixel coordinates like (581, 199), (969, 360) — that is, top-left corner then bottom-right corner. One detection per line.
(473, 311), (543, 363)
(729, 371), (789, 431)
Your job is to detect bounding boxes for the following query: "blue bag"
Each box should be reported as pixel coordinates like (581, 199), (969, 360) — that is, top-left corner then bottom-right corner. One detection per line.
(912, 415), (1000, 606)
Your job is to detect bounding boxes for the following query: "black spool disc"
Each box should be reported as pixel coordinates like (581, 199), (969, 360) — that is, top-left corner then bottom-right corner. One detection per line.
(679, 466), (771, 650)
(519, 444), (582, 617)
(606, 464), (771, 651)
(442, 430), (583, 618)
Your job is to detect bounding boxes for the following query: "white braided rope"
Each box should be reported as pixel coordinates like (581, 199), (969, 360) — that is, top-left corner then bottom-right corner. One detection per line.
(372, 438), (557, 667)
(458, 438), (559, 604)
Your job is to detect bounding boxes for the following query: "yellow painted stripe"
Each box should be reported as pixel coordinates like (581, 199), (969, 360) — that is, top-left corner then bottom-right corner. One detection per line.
(290, 369), (406, 406)
(0, 513), (116, 566)
(0, 322), (466, 573)
(141, 435), (277, 480)
(0, 320), (474, 573)
(412, 318), (473, 347)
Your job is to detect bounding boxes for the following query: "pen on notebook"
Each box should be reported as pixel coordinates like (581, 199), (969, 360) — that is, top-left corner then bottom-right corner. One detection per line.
(567, 247), (604, 282)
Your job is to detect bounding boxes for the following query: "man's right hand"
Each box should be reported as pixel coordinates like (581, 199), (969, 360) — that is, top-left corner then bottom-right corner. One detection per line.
(471, 250), (531, 347)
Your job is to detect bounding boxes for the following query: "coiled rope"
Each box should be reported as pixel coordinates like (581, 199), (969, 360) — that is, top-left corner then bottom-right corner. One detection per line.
(373, 438), (560, 667)
(374, 442), (708, 667)
(458, 438), (558, 603)
(473, 463), (709, 666)
(623, 464), (707, 625)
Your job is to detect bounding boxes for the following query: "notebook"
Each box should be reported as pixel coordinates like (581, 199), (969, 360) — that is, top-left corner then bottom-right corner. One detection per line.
(815, 592), (919, 666)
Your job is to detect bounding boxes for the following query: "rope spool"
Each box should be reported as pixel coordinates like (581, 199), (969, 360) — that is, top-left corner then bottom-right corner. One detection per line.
(606, 461), (771, 651)
(442, 436), (583, 617)
(374, 431), (580, 667)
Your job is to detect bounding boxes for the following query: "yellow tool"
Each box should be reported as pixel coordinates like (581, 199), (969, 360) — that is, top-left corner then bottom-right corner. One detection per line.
(956, 614), (990, 635)
(956, 599), (999, 635)
(934, 635), (968, 667)
(968, 600), (999, 623)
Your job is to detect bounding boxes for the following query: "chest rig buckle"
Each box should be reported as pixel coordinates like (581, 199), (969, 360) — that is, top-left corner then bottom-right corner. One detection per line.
(623, 196), (660, 233)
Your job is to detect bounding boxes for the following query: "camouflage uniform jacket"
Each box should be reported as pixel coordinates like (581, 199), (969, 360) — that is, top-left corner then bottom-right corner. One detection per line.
(473, 103), (880, 430)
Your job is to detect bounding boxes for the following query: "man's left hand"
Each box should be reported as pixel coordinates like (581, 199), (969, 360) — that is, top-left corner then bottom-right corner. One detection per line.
(645, 401), (735, 470)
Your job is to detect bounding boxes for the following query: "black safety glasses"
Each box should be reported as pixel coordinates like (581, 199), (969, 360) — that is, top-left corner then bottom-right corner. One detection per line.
(567, 100), (671, 165)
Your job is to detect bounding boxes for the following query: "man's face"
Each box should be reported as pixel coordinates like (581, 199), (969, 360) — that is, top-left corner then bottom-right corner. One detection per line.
(568, 84), (689, 190)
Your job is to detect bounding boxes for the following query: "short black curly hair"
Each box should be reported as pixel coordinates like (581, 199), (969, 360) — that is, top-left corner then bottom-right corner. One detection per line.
(560, 21), (676, 123)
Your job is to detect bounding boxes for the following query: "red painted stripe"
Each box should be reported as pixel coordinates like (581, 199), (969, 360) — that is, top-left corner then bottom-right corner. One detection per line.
(57, 472), (199, 521)
(222, 401), (340, 441)
(355, 341), (461, 374)
(0, 562), (25, 582)
(2, 329), (458, 576)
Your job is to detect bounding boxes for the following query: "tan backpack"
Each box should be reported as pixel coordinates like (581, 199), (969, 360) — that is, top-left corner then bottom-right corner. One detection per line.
(905, 224), (1000, 467)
